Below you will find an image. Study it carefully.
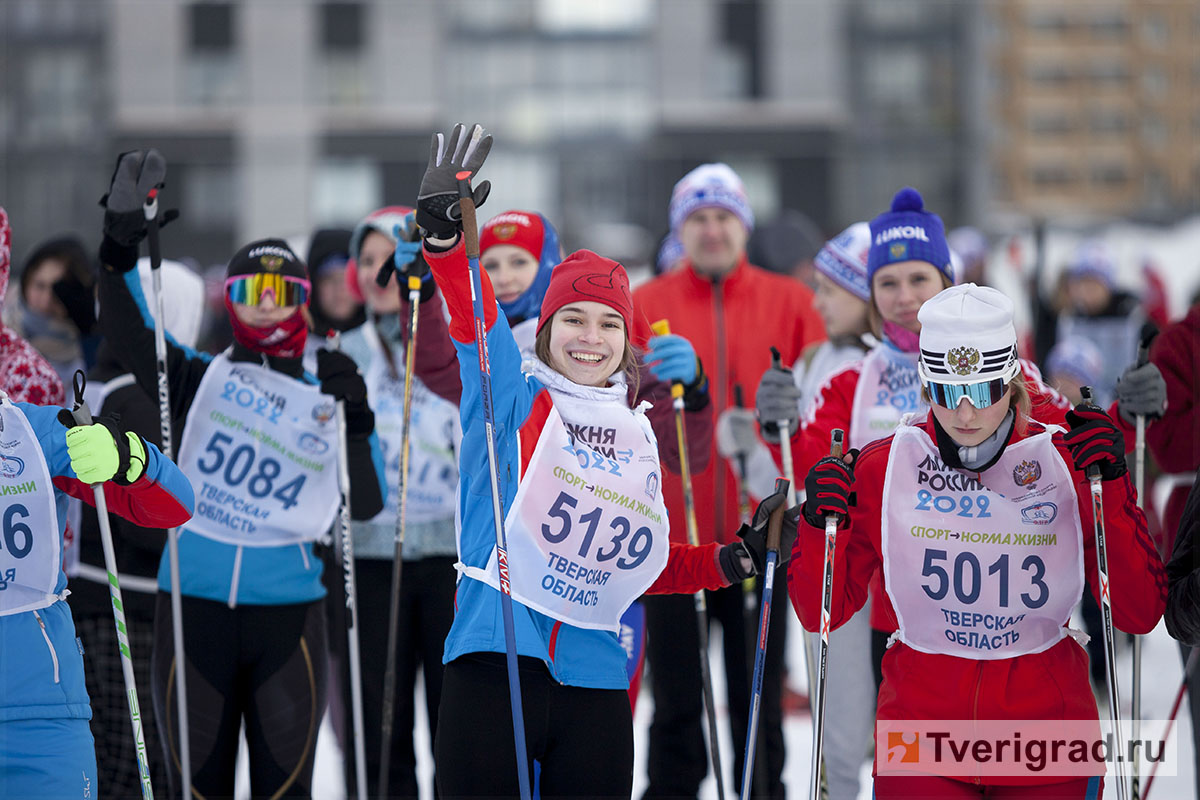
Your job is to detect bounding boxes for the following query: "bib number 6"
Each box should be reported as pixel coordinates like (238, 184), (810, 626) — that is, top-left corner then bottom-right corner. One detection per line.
(540, 491), (653, 570)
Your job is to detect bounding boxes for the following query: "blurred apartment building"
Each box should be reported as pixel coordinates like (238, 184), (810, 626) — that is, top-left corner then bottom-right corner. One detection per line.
(989, 0), (1200, 221)
(2, 0), (991, 267)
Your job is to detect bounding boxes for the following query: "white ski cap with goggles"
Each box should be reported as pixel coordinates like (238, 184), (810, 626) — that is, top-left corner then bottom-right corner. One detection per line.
(918, 284), (1020, 404)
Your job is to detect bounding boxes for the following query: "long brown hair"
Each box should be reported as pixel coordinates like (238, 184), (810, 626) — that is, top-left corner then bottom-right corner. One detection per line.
(534, 318), (641, 403)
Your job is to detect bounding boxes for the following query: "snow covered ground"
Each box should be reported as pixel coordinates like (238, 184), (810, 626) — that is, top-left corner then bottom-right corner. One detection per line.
(236, 611), (1196, 799)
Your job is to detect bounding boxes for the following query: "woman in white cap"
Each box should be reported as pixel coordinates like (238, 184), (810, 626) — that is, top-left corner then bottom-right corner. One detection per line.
(791, 283), (1166, 798)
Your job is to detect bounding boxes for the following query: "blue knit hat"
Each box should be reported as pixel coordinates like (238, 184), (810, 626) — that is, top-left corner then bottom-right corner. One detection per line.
(668, 163), (755, 234)
(867, 187), (952, 284)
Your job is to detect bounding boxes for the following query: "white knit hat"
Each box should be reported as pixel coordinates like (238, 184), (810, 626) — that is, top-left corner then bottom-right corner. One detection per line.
(917, 284), (1019, 386)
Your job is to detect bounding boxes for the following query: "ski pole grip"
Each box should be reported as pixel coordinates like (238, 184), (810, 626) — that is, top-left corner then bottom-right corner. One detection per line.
(1079, 386), (1102, 481)
(734, 384), (745, 409)
(770, 345), (782, 370)
(69, 370), (94, 426)
(831, 429), (844, 460)
(456, 174), (480, 260)
(766, 477), (789, 552)
(650, 319), (685, 400)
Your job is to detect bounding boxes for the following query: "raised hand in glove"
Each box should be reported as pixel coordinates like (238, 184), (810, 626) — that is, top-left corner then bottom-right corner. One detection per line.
(1115, 361), (1167, 425)
(716, 407), (759, 462)
(1064, 402), (1126, 481)
(57, 411), (147, 485)
(756, 364), (802, 443)
(801, 450), (858, 528)
(416, 123), (493, 238)
(100, 149), (178, 252)
(645, 334), (699, 386)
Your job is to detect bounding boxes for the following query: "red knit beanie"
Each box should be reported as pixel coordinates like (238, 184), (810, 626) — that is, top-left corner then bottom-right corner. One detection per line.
(481, 210), (545, 260)
(535, 250), (632, 336)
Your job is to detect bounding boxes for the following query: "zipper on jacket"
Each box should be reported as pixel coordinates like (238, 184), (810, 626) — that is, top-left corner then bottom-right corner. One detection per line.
(228, 545), (244, 609)
(33, 610), (61, 684)
(712, 280), (727, 542)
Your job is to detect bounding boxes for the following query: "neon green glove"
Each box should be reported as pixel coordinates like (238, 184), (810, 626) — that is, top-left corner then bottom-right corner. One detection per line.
(62, 419), (147, 485)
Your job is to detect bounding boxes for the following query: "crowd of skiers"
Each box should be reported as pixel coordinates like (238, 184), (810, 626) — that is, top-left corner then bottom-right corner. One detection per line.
(0, 119), (1198, 800)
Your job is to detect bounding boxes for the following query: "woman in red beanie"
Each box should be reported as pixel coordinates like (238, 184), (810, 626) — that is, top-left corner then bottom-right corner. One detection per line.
(411, 124), (800, 798)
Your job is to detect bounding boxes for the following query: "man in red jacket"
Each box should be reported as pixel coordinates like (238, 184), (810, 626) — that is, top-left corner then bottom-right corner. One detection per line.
(633, 163), (823, 799)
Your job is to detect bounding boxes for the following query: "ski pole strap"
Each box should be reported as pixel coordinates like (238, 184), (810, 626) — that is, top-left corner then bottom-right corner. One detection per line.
(69, 370), (93, 427)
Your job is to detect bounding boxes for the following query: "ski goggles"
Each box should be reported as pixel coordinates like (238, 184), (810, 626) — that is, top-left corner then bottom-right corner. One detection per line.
(925, 376), (1009, 410)
(225, 273), (311, 307)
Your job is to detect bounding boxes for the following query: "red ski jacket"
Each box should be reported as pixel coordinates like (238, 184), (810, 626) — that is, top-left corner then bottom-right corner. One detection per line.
(788, 413), (1167, 787)
(633, 257), (824, 545)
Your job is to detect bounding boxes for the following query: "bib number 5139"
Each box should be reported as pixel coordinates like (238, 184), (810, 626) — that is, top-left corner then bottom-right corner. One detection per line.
(541, 491), (653, 570)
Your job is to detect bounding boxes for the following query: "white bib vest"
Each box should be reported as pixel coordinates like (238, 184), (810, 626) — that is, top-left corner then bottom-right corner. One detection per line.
(178, 353), (341, 546)
(849, 345), (924, 449)
(881, 423), (1084, 659)
(0, 395), (64, 616)
(461, 363), (670, 632)
(360, 323), (460, 527)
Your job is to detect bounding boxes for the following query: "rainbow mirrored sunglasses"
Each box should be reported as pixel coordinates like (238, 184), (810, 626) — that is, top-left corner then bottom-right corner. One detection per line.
(225, 273), (311, 307)
(926, 376), (1009, 410)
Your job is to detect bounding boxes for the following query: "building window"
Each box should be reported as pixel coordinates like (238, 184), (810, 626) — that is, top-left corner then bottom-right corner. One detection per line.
(1089, 109), (1129, 135)
(1030, 165), (1074, 188)
(21, 49), (93, 143)
(189, 2), (234, 52)
(320, 2), (363, 52)
(1028, 111), (1074, 135)
(1087, 61), (1130, 88)
(312, 159), (380, 226)
(1142, 65), (1168, 99)
(535, 0), (651, 32)
(1141, 13), (1168, 46)
(1091, 164), (1128, 186)
(1142, 114), (1168, 148)
(1089, 11), (1129, 39)
(1026, 9), (1070, 34)
(182, 164), (238, 228)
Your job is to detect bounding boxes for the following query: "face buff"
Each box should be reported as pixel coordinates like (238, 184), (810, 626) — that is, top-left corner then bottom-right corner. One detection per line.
(224, 294), (308, 359)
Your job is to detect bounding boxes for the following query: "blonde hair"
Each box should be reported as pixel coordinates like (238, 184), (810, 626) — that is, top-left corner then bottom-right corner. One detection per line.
(533, 319), (642, 402)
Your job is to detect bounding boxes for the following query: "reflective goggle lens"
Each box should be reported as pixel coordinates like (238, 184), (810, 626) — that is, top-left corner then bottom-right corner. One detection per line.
(225, 273), (310, 307)
(927, 377), (1007, 410)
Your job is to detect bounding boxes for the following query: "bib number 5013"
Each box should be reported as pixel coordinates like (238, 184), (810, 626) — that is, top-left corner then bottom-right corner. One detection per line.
(541, 491), (653, 570)
(920, 548), (1048, 609)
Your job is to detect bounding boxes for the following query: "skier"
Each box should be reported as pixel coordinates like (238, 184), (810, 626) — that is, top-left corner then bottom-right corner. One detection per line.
(634, 161), (824, 799)
(0, 361), (195, 798)
(756, 187), (1071, 694)
(95, 150), (385, 798)
(791, 283), (1167, 798)
(414, 123), (794, 798)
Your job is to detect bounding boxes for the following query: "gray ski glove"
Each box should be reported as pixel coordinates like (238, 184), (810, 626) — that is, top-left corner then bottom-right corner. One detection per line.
(755, 365), (802, 443)
(717, 407), (760, 462)
(1115, 361), (1167, 425)
(100, 149), (176, 249)
(416, 123), (493, 237)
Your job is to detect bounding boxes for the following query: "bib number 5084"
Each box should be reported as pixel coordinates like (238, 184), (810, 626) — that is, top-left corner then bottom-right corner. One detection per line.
(541, 491), (653, 570)
(196, 432), (306, 510)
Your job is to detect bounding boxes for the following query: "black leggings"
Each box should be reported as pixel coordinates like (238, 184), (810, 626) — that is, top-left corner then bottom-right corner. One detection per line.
(151, 593), (327, 799)
(435, 652), (634, 799)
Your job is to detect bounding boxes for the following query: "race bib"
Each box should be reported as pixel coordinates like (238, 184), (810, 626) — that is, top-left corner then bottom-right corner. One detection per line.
(462, 389), (669, 632)
(849, 346), (923, 448)
(882, 424), (1084, 659)
(178, 354), (341, 546)
(0, 396), (64, 615)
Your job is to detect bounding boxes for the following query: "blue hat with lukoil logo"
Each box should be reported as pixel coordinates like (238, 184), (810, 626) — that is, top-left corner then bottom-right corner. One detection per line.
(866, 187), (953, 285)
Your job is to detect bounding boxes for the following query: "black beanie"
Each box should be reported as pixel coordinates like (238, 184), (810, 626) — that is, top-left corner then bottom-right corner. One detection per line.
(225, 238), (307, 281)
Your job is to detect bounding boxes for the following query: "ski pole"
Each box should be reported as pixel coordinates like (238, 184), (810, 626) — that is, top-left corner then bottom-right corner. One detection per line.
(651, 318), (727, 800)
(377, 232), (424, 796)
(457, 167), (533, 800)
(810, 429), (845, 800)
(1143, 647), (1200, 800)
(771, 347), (819, 746)
(1131, 333), (1153, 800)
(68, 371), (155, 800)
(1081, 386), (1128, 800)
(143, 188), (191, 800)
(740, 476), (791, 800)
(329, 332), (368, 800)
(733, 385), (752, 525)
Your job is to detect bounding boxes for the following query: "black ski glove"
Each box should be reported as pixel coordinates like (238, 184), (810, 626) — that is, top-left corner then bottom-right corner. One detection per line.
(801, 450), (858, 529)
(416, 123), (493, 237)
(317, 349), (373, 437)
(52, 273), (96, 336)
(99, 150), (179, 253)
(1064, 402), (1127, 481)
(732, 490), (802, 575)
